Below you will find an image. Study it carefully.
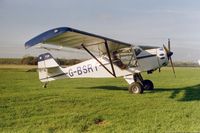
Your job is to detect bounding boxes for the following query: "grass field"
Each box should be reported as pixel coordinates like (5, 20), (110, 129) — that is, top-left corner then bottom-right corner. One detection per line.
(0, 66), (200, 132)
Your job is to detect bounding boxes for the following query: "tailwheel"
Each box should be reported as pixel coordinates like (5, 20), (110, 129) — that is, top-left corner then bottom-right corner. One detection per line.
(143, 80), (154, 90)
(128, 82), (143, 94)
(43, 82), (48, 88)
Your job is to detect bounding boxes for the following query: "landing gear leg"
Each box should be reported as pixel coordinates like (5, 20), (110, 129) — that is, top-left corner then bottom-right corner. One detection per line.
(125, 73), (154, 94)
(127, 73), (144, 94)
(133, 73), (154, 90)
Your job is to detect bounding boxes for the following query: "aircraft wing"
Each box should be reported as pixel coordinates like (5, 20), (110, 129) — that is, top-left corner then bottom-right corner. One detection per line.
(25, 27), (158, 53)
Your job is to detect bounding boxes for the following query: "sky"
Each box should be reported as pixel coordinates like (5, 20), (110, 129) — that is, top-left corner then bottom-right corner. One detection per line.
(0, 0), (200, 62)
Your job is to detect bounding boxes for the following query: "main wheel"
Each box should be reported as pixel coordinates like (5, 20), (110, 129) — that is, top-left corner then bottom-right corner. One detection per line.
(143, 80), (154, 90)
(128, 82), (143, 94)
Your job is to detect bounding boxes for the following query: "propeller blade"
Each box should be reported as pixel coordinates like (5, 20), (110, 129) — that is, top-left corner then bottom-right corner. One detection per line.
(163, 44), (169, 59)
(168, 39), (171, 51)
(163, 44), (169, 53)
(164, 39), (175, 77)
(169, 57), (176, 77)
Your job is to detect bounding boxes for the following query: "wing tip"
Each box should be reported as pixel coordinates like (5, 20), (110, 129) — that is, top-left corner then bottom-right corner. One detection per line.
(24, 27), (71, 49)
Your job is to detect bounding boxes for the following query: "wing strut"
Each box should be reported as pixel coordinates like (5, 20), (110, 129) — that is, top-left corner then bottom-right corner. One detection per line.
(104, 40), (116, 77)
(81, 43), (116, 77)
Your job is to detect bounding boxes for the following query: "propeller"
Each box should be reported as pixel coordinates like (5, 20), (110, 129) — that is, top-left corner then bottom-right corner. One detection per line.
(163, 39), (176, 77)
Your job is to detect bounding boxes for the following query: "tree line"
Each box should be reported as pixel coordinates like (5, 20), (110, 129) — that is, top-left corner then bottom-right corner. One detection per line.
(0, 56), (82, 66)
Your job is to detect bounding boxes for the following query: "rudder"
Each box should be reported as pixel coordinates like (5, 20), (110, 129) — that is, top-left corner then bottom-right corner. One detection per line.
(38, 53), (65, 83)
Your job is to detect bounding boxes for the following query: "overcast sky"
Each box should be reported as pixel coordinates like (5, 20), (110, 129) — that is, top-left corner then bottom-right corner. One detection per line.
(0, 0), (200, 62)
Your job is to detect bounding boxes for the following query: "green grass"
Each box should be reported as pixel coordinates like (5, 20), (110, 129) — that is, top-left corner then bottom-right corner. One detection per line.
(0, 67), (200, 132)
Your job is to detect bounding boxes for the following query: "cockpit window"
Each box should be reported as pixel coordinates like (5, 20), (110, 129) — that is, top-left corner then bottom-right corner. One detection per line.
(134, 48), (142, 56)
(111, 48), (138, 68)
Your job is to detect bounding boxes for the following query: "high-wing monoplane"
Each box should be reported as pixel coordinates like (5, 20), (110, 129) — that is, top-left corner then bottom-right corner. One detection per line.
(25, 27), (175, 94)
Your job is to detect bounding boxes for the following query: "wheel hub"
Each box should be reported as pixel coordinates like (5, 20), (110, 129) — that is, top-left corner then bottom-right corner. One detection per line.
(132, 86), (139, 93)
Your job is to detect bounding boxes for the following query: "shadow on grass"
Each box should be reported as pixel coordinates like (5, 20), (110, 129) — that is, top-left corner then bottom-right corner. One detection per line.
(153, 84), (200, 102)
(77, 86), (127, 91)
(78, 84), (200, 102)
(91, 86), (128, 91)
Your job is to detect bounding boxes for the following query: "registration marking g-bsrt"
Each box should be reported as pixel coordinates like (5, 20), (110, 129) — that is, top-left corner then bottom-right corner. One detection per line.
(67, 64), (98, 77)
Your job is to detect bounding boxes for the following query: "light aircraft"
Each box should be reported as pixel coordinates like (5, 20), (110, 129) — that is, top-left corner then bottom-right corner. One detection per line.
(25, 27), (175, 94)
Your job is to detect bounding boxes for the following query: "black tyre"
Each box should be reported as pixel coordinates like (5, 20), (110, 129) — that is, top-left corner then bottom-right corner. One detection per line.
(128, 82), (143, 94)
(143, 80), (154, 90)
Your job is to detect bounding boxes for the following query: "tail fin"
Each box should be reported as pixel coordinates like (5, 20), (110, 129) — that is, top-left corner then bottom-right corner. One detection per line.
(38, 53), (65, 83)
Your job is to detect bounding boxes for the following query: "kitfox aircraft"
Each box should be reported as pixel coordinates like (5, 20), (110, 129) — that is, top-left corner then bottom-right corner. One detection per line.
(25, 27), (175, 94)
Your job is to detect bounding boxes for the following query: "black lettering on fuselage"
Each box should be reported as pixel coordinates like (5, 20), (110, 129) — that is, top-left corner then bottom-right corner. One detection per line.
(77, 67), (82, 75)
(95, 66), (98, 71)
(68, 64), (98, 77)
(69, 69), (74, 77)
(87, 64), (93, 72)
(82, 65), (87, 73)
